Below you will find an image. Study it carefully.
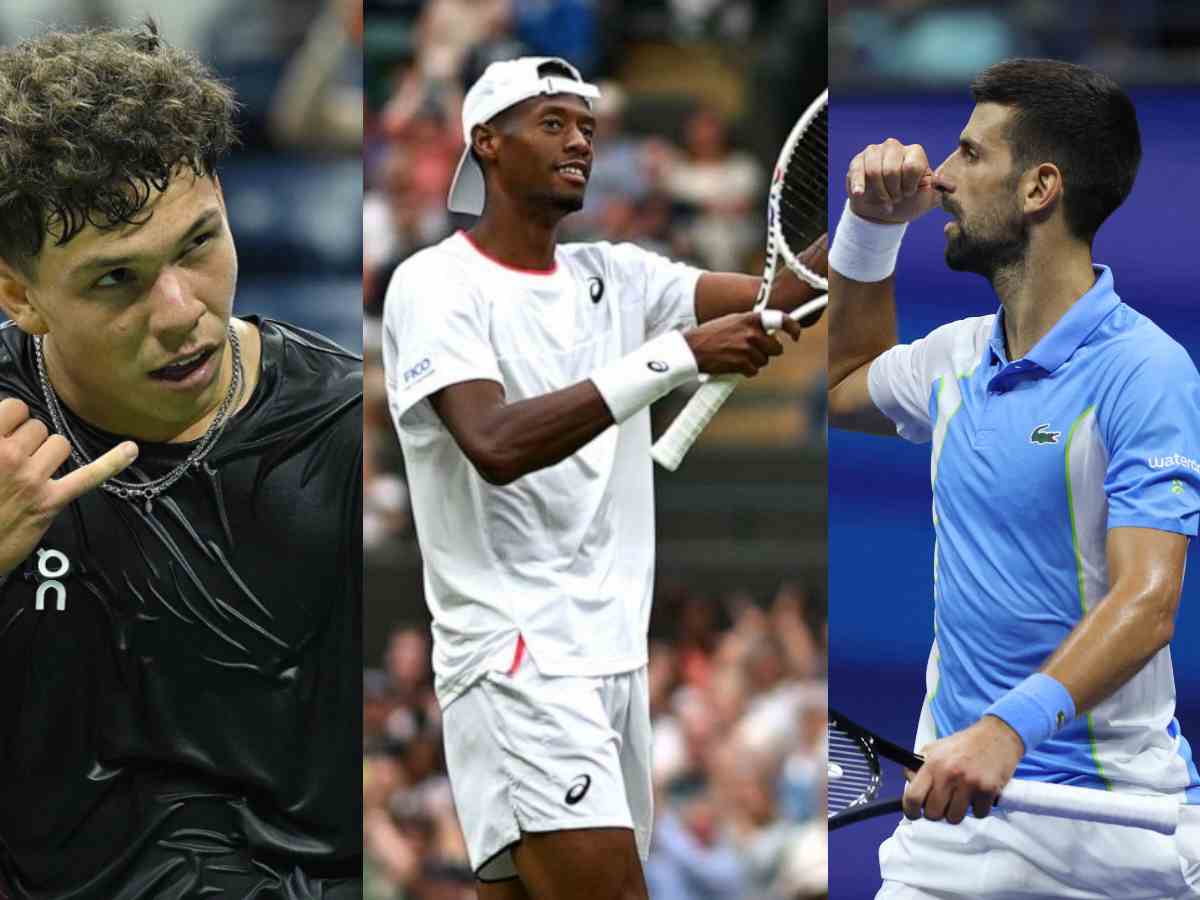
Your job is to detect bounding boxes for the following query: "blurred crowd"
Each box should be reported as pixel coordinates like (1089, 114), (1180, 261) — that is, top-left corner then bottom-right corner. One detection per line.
(364, 585), (827, 900)
(831, 0), (1200, 85)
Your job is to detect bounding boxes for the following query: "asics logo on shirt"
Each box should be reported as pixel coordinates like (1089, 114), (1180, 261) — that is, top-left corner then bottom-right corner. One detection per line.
(588, 276), (605, 303)
(1029, 424), (1061, 445)
(565, 774), (592, 806)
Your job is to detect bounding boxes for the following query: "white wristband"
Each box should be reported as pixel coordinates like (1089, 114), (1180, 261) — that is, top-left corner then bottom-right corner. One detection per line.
(828, 199), (909, 283)
(591, 331), (699, 424)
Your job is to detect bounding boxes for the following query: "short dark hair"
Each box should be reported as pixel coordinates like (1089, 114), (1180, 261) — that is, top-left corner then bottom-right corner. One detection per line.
(0, 20), (238, 272)
(970, 58), (1140, 243)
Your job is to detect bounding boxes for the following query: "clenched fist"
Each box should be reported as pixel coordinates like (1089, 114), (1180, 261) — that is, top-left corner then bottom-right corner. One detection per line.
(847, 139), (954, 225)
(0, 397), (138, 578)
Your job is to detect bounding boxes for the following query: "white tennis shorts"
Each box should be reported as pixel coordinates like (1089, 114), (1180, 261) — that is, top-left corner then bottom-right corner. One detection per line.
(876, 802), (1200, 899)
(441, 644), (653, 882)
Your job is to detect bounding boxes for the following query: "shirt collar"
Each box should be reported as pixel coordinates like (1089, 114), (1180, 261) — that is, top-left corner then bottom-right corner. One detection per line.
(987, 265), (1120, 372)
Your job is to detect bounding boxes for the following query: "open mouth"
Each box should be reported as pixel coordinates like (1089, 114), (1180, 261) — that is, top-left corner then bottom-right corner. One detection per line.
(555, 162), (589, 185)
(149, 346), (217, 382)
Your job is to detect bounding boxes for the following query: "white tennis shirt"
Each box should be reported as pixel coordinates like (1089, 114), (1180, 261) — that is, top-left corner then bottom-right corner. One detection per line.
(382, 231), (701, 707)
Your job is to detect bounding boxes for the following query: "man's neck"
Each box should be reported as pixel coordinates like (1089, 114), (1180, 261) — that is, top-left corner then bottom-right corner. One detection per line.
(44, 318), (262, 444)
(469, 194), (564, 271)
(992, 238), (1096, 362)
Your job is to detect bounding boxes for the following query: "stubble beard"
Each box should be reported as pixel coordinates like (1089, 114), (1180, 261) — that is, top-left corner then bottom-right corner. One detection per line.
(944, 204), (1029, 281)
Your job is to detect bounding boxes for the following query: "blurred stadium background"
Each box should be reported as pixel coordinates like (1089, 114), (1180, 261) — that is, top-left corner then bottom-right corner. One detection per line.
(829, 1), (1200, 895)
(363, 1), (828, 897)
(0, 0), (363, 352)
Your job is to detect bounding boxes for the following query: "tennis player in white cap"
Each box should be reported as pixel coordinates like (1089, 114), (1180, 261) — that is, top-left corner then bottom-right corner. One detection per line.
(382, 56), (826, 900)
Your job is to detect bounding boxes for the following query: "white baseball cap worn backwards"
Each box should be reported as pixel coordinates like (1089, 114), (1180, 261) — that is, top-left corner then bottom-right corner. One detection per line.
(447, 56), (601, 216)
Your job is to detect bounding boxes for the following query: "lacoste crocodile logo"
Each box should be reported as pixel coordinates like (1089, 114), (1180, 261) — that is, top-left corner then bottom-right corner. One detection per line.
(1030, 424), (1061, 445)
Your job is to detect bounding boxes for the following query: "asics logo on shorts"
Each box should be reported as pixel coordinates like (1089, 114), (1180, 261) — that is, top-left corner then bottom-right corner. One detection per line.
(565, 774), (592, 806)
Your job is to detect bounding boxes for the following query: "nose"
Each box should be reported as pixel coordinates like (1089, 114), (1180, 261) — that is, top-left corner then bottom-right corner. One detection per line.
(565, 123), (592, 158)
(148, 267), (205, 346)
(932, 154), (957, 196)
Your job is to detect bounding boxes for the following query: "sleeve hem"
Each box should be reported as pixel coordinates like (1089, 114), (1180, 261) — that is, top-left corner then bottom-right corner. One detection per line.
(867, 356), (931, 444)
(389, 369), (503, 421)
(1107, 516), (1198, 537)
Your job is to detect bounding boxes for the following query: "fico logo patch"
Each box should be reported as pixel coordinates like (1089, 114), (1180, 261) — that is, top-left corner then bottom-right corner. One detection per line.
(403, 357), (433, 389)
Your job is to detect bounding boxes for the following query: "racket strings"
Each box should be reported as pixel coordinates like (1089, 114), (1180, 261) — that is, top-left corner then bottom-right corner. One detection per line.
(779, 105), (827, 257)
(827, 723), (879, 816)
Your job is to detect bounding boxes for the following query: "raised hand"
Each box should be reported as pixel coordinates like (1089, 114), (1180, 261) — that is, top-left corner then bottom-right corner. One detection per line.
(847, 138), (954, 224)
(684, 311), (802, 378)
(0, 397), (138, 577)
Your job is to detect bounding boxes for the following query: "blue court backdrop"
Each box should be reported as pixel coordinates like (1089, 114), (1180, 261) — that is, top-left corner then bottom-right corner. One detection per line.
(829, 88), (1200, 896)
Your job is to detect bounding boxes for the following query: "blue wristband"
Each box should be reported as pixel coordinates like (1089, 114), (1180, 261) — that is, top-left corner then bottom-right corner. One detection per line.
(983, 673), (1076, 754)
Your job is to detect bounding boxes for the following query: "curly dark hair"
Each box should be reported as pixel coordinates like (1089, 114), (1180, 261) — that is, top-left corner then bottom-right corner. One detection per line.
(0, 19), (238, 273)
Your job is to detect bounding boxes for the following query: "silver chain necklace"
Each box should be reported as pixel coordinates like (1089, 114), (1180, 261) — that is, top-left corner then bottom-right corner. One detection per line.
(34, 325), (243, 510)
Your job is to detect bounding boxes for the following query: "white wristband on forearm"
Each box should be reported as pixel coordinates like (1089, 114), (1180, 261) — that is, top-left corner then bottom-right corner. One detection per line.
(591, 331), (698, 424)
(828, 200), (909, 283)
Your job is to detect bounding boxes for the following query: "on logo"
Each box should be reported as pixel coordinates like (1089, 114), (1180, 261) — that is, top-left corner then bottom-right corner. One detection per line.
(587, 276), (605, 303)
(35, 547), (70, 611)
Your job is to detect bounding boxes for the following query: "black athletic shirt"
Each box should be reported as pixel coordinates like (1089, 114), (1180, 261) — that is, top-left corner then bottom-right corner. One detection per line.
(0, 318), (362, 899)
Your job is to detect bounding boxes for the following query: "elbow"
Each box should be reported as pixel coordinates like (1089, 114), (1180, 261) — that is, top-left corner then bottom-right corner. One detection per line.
(1133, 584), (1179, 653)
(470, 442), (524, 486)
(826, 380), (861, 430)
(1151, 603), (1176, 650)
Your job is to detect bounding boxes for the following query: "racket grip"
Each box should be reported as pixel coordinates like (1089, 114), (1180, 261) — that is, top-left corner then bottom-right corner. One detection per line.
(651, 376), (742, 471)
(998, 779), (1179, 835)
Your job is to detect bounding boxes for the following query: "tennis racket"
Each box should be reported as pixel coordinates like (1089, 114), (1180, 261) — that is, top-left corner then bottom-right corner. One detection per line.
(828, 708), (1180, 834)
(650, 89), (829, 472)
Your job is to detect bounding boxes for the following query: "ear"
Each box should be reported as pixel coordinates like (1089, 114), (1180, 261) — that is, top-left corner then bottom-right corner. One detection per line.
(472, 124), (501, 166)
(0, 259), (47, 335)
(1022, 162), (1062, 218)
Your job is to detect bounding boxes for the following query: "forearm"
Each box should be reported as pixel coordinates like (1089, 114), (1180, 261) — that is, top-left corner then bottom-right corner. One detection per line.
(433, 380), (613, 486)
(694, 272), (823, 323)
(433, 331), (697, 484)
(827, 267), (898, 390)
(984, 528), (1186, 754)
(1041, 577), (1178, 715)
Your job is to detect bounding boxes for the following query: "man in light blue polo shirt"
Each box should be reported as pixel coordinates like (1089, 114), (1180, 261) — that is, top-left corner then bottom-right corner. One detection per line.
(828, 59), (1200, 898)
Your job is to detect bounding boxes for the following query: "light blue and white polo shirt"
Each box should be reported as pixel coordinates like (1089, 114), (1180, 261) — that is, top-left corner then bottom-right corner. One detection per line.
(868, 265), (1200, 797)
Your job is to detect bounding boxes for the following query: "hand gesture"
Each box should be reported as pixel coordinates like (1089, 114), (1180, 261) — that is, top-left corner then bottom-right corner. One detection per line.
(0, 398), (138, 577)
(684, 311), (801, 378)
(847, 139), (954, 224)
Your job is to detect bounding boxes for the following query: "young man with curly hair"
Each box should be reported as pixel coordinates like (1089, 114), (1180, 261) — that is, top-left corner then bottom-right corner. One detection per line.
(0, 22), (361, 899)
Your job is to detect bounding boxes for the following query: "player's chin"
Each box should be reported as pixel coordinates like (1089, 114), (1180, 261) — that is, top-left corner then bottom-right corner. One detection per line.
(552, 190), (586, 213)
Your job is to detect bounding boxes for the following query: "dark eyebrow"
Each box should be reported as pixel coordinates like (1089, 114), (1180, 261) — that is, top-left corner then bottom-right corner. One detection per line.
(70, 208), (222, 280)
